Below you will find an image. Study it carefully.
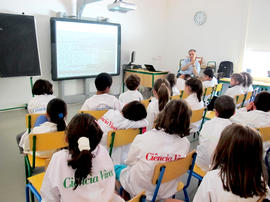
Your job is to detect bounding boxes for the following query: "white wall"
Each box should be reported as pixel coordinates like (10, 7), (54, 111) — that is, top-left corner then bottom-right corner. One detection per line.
(164, 0), (250, 73)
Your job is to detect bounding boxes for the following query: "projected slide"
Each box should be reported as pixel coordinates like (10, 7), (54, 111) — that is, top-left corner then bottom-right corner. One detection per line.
(51, 19), (120, 80)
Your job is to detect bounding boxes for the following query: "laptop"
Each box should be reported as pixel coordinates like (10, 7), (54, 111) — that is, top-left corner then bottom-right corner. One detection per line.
(144, 64), (156, 72)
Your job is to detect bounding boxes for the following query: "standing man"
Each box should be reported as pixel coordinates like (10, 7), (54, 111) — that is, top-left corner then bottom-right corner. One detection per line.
(178, 49), (200, 77)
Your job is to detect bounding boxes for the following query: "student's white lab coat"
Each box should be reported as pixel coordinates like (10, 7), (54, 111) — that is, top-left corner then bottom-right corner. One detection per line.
(202, 77), (218, 88)
(119, 90), (143, 105)
(120, 129), (190, 200)
(172, 86), (180, 96)
(230, 108), (270, 128)
(224, 85), (245, 99)
(242, 85), (253, 94)
(196, 117), (232, 172)
(176, 78), (185, 91)
(185, 93), (204, 132)
(81, 94), (122, 111)
(193, 169), (264, 202)
(145, 97), (159, 130)
(20, 122), (59, 158)
(28, 94), (55, 114)
(41, 145), (124, 202)
(97, 110), (148, 164)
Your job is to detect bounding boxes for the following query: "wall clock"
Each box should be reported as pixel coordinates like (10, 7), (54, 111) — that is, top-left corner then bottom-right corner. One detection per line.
(194, 11), (207, 25)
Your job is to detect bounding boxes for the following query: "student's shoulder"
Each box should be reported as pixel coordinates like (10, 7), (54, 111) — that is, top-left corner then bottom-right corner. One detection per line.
(32, 122), (57, 134)
(50, 149), (69, 164)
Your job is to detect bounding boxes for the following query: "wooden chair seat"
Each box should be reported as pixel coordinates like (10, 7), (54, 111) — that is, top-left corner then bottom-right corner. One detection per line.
(141, 99), (151, 108)
(27, 172), (45, 193)
(128, 191), (146, 202)
(177, 181), (184, 192)
(193, 164), (206, 177)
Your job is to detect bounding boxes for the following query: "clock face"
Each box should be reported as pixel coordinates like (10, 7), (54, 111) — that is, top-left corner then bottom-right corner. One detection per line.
(194, 11), (207, 25)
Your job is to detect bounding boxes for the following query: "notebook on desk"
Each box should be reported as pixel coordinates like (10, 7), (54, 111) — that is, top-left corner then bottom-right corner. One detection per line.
(144, 64), (157, 72)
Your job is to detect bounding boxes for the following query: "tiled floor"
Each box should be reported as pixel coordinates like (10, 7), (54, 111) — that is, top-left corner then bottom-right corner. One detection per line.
(0, 102), (200, 202)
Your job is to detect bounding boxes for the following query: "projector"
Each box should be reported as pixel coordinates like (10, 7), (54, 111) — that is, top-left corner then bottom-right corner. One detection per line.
(107, 0), (136, 13)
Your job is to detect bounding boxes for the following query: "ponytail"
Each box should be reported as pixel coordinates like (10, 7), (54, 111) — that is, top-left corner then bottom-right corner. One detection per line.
(241, 72), (253, 87)
(67, 114), (103, 190)
(185, 78), (203, 102)
(231, 73), (244, 86)
(46, 98), (67, 131)
(157, 84), (170, 111)
(154, 79), (171, 111)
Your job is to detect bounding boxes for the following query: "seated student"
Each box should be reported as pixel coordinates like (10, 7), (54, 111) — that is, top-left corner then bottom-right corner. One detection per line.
(41, 113), (124, 202)
(184, 78), (204, 132)
(176, 74), (191, 91)
(119, 74), (143, 105)
(97, 101), (148, 164)
(224, 73), (245, 98)
(230, 91), (270, 128)
(118, 100), (191, 200)
(194, 124), (269, 202)
(146, 78), (171, 130)
(19, 98), (67, 158)
(81, 73), (122, 111)
(202, 67), (218, 88)
(196, 95), (235, 172)
(27, 79), (55, 114)
(166, 73), (180, 96)
(241, 72), (253, 93)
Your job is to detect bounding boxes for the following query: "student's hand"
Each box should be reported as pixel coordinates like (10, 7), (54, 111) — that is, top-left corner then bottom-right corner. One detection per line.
(246, 102), (255, 111)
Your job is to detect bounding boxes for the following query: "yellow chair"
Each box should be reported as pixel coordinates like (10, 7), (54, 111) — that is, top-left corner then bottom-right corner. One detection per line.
(128, 191), (146, 202)
(141, 98), (151, 108)
(107, 128), (143, 156)
(179, 90), (188, 99)
(257, 127), (270, 142)
(25, 113), (46, 133)
(214, 83), (223, 96)
(80, 110), (108, 120)
(26, 172), (45, 202)
(191, 108), (206, 127)
(151, 150), (196, 202)
(171, 95), (181, 100)
(203, 87), (214, 101)
(242, 91), (253, 107)
(25, 131), (68, 178)
(235, 94), (246, 108)
(191, 163), (207, 183)
(205, 110), (216, 120)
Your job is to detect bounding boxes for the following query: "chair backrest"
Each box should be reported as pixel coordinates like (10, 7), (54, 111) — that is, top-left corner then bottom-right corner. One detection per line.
(190, 108), (205, 123)
(152, 150), (196, 185)
(107, 128), (142, 156)
(207, 61), (216, 68)
(215, 83), (223, 94)
(180, 90), (188, 99)
(244, 91), (253, 103)
(29, 131), (68, 151)
(171, 95), (181, 100)
(141, 99), (151, 108)
(203, 87), (214, 101)
(80, 110), (108, 120)
(257, 127), (270, 142)
(25, 113), (46, 133)
(128, 191), (146, 202)
(235, 94), (246, 105)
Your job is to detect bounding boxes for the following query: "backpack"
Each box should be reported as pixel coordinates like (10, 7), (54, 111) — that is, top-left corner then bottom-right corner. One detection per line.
(217, 61), (233, 79)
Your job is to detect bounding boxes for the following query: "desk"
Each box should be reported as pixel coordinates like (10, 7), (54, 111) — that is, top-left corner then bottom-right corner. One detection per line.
(219, 78), (270, 91)
(123, 69), (169, 92)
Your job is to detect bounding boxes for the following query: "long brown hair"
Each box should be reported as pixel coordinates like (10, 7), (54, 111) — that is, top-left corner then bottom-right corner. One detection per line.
(67, 114), (103, 190)
(212, 124), (268, 198)
(185, 78), (203, 102)
(153, 78), (170, 111)
(155, 99), (191, 137)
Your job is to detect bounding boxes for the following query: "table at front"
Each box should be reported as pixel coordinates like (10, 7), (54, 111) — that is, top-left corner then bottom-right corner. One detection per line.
(219, 78), (270, 92)
(123, 69), (169, 92)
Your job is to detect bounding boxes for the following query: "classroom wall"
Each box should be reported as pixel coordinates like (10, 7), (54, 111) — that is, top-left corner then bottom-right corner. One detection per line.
(164, 0), (250, 73)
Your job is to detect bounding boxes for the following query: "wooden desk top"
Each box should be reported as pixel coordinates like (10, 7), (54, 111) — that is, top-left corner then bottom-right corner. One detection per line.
(124, 68), (169, 75)
(220, 78), (270, 87)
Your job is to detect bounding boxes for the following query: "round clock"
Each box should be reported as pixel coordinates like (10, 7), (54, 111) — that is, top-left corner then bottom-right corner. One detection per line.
(194, 11), (207, 25)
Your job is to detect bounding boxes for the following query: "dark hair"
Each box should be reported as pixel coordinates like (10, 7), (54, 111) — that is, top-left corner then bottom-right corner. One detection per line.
(122, 101), (147, 121)
(166, 73), (176, 88)
(155, 99), (191, 137)
(212, 124), (268, 198)
(32, 79), (53, 95)
(185, 78), (203, 102)
(203, 67), (214, 78)
(214, 95), (235, 118)
(46, 98), (67, 131)
(231, 73), (244, 85)
(153, 79), (170, 111)
(95, 73), (112, 92)
(183, 74), (191, 80)
(126, 74), (140, 90)
(67, 113), (103, 190)
(241, 72), (253, 87)
(254, 91), (270, 112)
